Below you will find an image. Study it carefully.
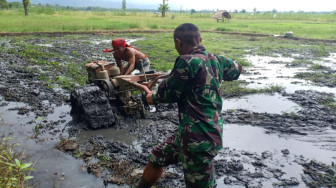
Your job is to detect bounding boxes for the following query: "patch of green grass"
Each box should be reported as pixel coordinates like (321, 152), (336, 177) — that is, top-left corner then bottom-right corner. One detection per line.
(6, 43), (60, 65)
(5, 39), (87, 90)
(99, 154), (110, 161)
(147, 24), (159, 29)
(132, 33), (177, 72)
(292, 59), (314, 66)
(1, 10), (336, 39)
(295, 72), (336, 86)
(302, 160), (336, 187)
(64, 62), (87, 86)
(314, 45), (329, 57)
(8, 64), (41, 75)
(74, 151), (82, 158)
(317, 96), (336, 109)
(235, 58), (251, 66)
(0, 137), (34, 188)
(216, 27), (234, 32)
(282, 111), (299, 118)
(128, 23), (141, 29)
(296, 72), (324, 82)
(310, 64), (324, 70)
(221, 80), (284, 98)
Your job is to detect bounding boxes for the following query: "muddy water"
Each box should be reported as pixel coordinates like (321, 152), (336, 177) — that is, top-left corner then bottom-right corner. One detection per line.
(77, 128), (137, 146)
(0, 100), (108, 187)
(214, 52), (336, 187)
(316, 53), (336, 70)
(216, 124), (336, 187)
(222, 124), (336, 164)
(228, 53), (336, 154)
(242, 54), (336, 94)
(222, 93), (301, 114)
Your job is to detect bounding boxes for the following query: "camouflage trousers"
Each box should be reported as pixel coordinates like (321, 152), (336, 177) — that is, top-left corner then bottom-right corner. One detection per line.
(149, 133), (217, 188)
(123, 57), (150, 74)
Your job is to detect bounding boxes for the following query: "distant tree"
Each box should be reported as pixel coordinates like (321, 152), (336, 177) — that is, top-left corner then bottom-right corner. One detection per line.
(122, 0), (126, 12)
(253, 7), (257, 14)
(158, 0), (169, 17)
(241, 9), (246, 13)
(8, 2), (21, 8)
(190, 9), (195, 14)
(0, 0), (8, 9)
(180, 5), (182, 15)
(272, 9), (277, 13)
(22, 0), (30, 16)
(234, 10), (238, 13)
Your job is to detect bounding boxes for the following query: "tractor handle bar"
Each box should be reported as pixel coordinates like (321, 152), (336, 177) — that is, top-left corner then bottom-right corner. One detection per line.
(120, 74), (167, 95)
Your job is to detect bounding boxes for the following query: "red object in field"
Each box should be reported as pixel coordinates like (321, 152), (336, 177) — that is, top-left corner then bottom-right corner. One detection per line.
(103, 49), (114, 53)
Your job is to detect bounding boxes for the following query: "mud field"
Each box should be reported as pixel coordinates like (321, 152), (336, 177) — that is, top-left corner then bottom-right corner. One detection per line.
(0, 34), (336, 188)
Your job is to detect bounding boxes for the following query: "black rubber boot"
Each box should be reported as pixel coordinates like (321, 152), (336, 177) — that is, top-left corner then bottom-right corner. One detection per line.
(137, 176), (153, 188)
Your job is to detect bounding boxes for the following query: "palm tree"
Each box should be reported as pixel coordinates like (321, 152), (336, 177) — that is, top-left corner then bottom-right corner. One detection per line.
(158, 0), (169, 17)
(122, 0), (126, 13)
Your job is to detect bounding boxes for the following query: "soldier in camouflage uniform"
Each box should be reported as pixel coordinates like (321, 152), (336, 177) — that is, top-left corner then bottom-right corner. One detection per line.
(137, 23), (242, 188)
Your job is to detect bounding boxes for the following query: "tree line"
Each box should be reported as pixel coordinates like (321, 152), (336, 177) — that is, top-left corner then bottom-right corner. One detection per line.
(0, 0), (174, 17)
(0, 0), (30, 15)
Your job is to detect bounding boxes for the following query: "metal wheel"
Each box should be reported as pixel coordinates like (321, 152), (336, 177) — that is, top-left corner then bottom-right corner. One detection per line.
(96, 79), (115, 99)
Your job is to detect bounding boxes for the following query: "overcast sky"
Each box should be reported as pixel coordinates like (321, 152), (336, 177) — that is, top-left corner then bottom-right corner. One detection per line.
(9, 0), (336, 12)
(163, 0), (336, 12)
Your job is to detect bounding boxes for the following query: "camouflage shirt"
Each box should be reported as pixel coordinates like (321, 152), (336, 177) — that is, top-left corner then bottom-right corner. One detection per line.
(152, 45), (242, 153)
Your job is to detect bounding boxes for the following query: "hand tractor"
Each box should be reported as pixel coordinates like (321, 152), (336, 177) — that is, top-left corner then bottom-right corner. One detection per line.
(70, 61), (166, 129)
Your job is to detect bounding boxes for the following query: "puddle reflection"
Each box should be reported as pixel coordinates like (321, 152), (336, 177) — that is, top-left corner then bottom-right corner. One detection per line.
(243, 54), (336, 94)
(222, 93), (301, 114)
(222, 124), (336, 164)
(76, 128), (136, 146)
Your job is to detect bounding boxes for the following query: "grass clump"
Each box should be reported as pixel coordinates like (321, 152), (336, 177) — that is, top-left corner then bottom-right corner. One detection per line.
(295, 72), (336, 86)
(0, 137), (34, 188)
(221, 80), (283, 98)
(132, 33), (178, 72)
(314, 45), (329, 57)
(3, 38), (87, 91)
(147, 24), (159, 29)
(302, 160), (336, 187)
(317, 96), (336, 109)
(310, 64), (324, 70)
(8, 43), (60, 65)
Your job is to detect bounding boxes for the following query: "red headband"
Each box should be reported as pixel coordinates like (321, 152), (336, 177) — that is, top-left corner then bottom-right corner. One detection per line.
(112, 38), (127, 47)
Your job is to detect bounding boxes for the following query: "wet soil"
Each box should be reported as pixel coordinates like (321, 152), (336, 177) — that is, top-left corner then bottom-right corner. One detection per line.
(1, 30), (336, 43)
(0, 34), (335, 187)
